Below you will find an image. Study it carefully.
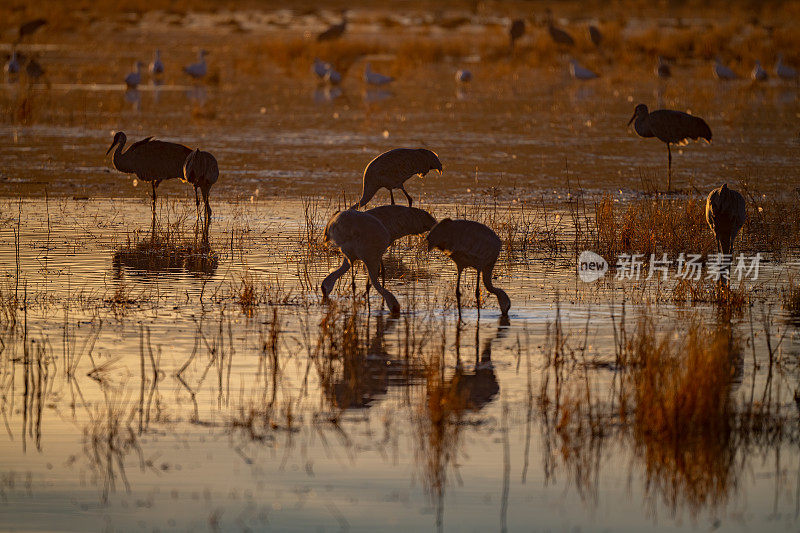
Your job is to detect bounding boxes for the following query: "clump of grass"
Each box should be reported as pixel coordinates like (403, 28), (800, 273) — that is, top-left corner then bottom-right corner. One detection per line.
(781, 277), (800, 316)
(671, 278), (748, 311)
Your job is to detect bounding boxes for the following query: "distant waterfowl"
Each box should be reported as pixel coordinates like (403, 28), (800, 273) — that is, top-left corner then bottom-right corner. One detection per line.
(125, 61), (143, 88)
(588, 24), (602, 47)
(317, 11), (348, 42)
(16, 18), (46, 43)
(184, 50), (208, 79)
(776, 54), (798, 80)
(324, 67), (342, 85)
(150, 49), (164, 75)
(546, 10), (575, 47)
(705, 183), (746, 257)
(455, 69), (472, 83)
(25, 56), (44, 81)
(353, 148), (443, 209)
(509, 18), (525, 50)
(321, 209), (400, 314)
(751, 60), (767, 81)
(4, 51), (20, 75)
(713, 58), (737, 80)
(569, 59), (598, 80)
(364, 63), (394, 85)
(106, 132), (192, 227)
(656, 56), (671, 78)
(182, 149), (219, 238)
(313, 57), (341, 84)
(628, 104), (712, 191)
(427, 219), (510, 318)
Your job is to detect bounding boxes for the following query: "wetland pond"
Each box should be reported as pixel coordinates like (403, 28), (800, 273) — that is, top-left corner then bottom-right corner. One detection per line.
(2, 5), (800, 531)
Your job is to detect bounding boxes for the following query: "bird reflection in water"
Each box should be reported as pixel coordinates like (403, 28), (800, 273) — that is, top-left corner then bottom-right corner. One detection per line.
(112, 238), (218, 280)
(313, 86), (342, 103)
(124, 88), (141, 112)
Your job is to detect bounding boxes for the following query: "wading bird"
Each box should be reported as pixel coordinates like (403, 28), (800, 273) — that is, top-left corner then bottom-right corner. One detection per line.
(353, 148), (443, 209)
(364, 63), (393, 85)
(455, 69), (472, 83)
(705, 183), (746, 256)
(569, 59), (598, 80)
(106, 132), (192, 228)
(150, 49), (164, 76)
(182, 149), (219, 239)
(16, 18), (46, 44)
(427, 218), (511, 318)
(321, 209), (400, 314)
(25, 55), (44, 81)
(184, 50), (208, 80)
(713, 58), (737, 80)
(509, 19), (525, 51)
(751, 60), (767, 81)
(656, 56), (671, 78)
(627, 104), (712, 191)
(776, 54), (798, 80)
(588, 24), (602, 47)
(313, 57), (341, 84)
(317, 11), (347, 42)
(4, 51), (20, 75)
(125, 61), (143, 88)
(546, 10), (575, 47)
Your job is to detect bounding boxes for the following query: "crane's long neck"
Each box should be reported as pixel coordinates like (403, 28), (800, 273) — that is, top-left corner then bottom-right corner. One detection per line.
(634, 114), (653, 138)
(321, 258), (350, 297)
(356, 182), (378, 209)
(111, 137), (131, 173)
(482, 268), (510, 316)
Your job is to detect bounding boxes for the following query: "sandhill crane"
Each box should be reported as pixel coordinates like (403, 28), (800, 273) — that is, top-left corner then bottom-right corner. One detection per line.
(713, 58), (737, 80)
(706, 183), (746, 256)
(455, 69), (472, 83)
(545, 10), (574, 47)
(509, 19), (525, 51)
(656, 56), (671, 78)
(627, 104), (712, 191)
(588, 25), (602, 47)
(24, 55), (44, 82)
(150, 49), (164, 76)
(427, 218), (511, 318)
(317, 11), (347, 42)
(16, 18), (46, 44)
(125, 62), (143, 88)
(569, 59), (598, 80)
(4, 51), (20, 75)
(364, 63), (394, 85)
(182, 149), (219, 239)
(321, 209), (400, 314)
(184, 50), (208, 80)
(776, 54), (798, 80)
(313, 57), (341, 84)
(106, 132), (192, 228)
(353, 148), (443, 209)
(751, 60), (767, 81)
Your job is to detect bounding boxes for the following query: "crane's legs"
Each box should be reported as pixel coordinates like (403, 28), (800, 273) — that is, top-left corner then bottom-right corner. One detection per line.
(400, 186), (413, 207)
(389, 189), (395, 205)
(455, 269), (463, 321)
(194, 187), (200, 236)
(666, 144), (672, 192)
(202, 187), (212, 245)
(475, 269), (481, 320)
(151, 181), (158, 237)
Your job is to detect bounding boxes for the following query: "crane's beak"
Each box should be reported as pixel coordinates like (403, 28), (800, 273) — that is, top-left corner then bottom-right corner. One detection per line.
(627, 112), (636, 127)
(105, 139), (116, 156)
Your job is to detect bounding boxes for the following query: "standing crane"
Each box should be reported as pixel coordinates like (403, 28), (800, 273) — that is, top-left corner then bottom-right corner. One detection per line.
(427, 218), (511, 318)
(317, 11), (348, 42)
(321, 209), (400, 314)
(182, 149), (219, 241)
(353, 148), (443, 209)
(705, 183), (746, 256)
(627, 104), (712, 191)
(509, 19), (525, 51)
(106, 132), (192, 230)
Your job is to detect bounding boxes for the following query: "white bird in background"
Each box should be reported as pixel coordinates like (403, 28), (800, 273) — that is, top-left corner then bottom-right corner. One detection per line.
(776, 54), (798, 80)
(713, 58), (737, 80)
(125, 61), (143, 88)
(184, 49), (208, 79)
(364, 63), (394, 85)
(569, 59), (598, 80)
(4, 51), (20, 75)
(455, 69), (472, 83)
(150, 49), (164, 75)
(751, 60), (767, 81)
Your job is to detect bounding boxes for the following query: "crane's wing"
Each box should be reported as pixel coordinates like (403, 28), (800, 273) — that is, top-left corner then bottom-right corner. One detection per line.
(127, 139), (192, 180)
(649, 110), (712, 145)
(366, 205), (436, 241)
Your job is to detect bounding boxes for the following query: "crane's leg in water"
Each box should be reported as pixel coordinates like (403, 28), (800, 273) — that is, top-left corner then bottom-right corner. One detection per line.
(456, 268), (463, 321)
(667, 144), (672, 191)
(475, 269), (481, 320)
(202, 187), (212, 245)
(151, 181), (158, 237)
(389, 189), (395, 205)
(400, 186), (413, 207)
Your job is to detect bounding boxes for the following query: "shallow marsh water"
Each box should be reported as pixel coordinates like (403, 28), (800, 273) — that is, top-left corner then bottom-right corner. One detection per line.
(2, 5), (800, 531)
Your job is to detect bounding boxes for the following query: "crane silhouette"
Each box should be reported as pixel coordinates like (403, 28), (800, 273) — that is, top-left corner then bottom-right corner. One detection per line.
(317, 11), (347, 42)
(184, 50), (208, 80)
(627, 103), (712, 191)
(16, 18), (46, 44)
(125, 61), (143, 88)
(509, 19), (525, 51)
(106, 132), (192, 230)
(321, 209), (400, 314)
(656, 56), (671, 78)
(353, 148), (442, 209)
(150, 49), (164, 76)
(545, 10), (574, 47)
(588, 25), (602, 47)
(427, 218), (511, 319)
(182, 149), (219, 240)
(705, 183), (746, 256)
